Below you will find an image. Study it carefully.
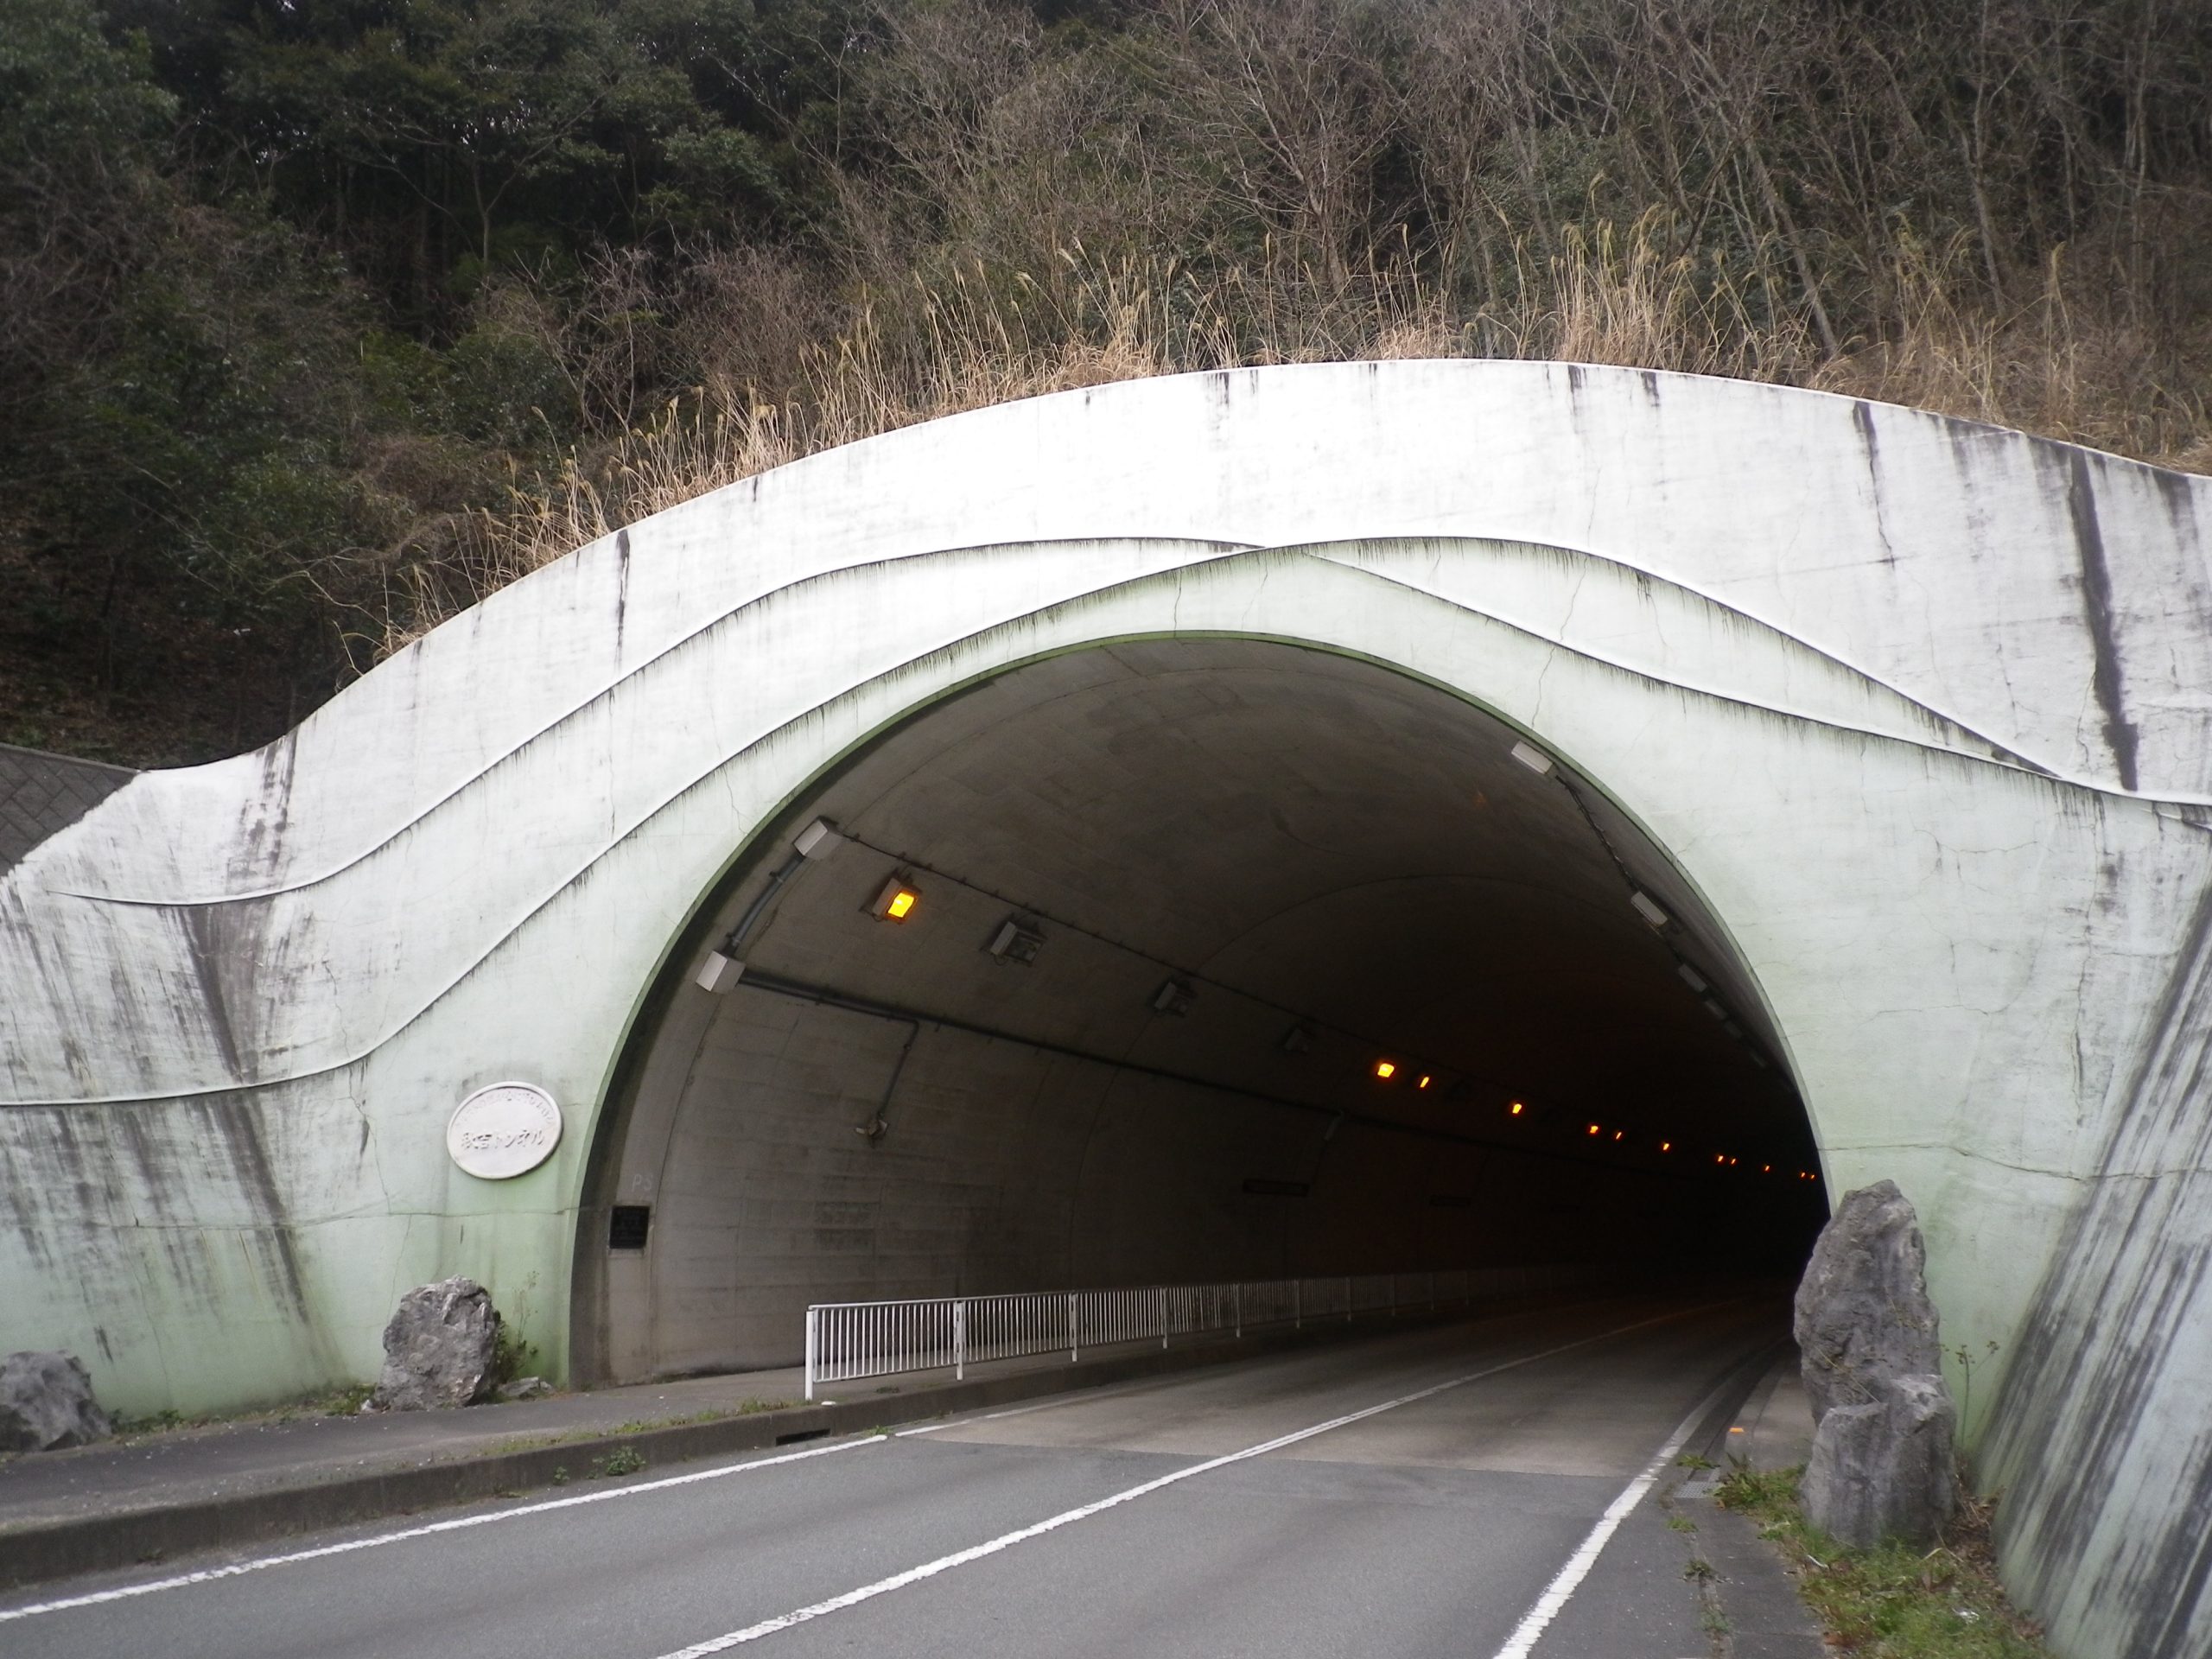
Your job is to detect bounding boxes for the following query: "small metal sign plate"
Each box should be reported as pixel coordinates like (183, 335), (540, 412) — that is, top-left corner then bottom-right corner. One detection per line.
(447, 1082), (563, 1179)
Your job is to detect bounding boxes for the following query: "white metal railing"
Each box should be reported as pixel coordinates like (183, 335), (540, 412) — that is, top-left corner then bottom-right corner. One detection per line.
(802, 1264), (1600, 1400)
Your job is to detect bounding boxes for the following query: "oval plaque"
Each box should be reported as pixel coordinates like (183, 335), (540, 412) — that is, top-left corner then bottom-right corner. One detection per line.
(447, 1082), (563, 1179)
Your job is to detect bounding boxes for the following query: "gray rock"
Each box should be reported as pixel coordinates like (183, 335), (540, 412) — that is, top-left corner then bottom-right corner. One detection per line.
(369, 1277), (501, 1411)
(1793, 1181), (1958, 1548)
(1799, 1374), (1960, 1549)
(0, 1351), (113, 1452)
(1795, 1179), (1943, 1417)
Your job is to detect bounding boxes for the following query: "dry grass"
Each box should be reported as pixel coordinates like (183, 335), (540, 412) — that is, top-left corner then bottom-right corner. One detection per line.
(382, 221), (2210, 658)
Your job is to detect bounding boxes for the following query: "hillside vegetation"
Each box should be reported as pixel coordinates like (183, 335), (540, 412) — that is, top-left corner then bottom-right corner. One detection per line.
(4, 0), (2208, 765)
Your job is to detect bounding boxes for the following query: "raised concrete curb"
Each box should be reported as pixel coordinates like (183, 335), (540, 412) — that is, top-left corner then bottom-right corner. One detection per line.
(1674, 1345), (1826, 1658)
(0, 1304), (1497, 1592)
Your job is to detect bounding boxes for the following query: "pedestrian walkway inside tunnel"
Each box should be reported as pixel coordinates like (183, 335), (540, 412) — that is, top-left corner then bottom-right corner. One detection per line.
(578, 638), (1827, 1386)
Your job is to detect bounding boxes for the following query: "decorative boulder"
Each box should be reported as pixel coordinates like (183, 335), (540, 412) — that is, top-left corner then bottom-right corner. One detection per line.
(1793, 1181), (1959, 1548)
(369, 1277), (502, 1411)
(0, 1351), (113, 1452)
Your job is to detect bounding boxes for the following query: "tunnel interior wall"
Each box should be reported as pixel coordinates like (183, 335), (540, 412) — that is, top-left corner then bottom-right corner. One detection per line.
(623, 1000), (1749, 1377)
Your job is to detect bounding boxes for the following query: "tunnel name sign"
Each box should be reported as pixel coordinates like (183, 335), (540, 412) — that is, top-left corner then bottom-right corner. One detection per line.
(447, 1083), (563, 1179)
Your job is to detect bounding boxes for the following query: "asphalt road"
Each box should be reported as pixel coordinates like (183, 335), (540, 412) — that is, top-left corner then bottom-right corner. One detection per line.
(0, 1294), (1783, 1659)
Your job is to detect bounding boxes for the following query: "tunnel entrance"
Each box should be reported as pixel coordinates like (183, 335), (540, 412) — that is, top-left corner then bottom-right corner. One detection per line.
(579, 638), (1823, 1383)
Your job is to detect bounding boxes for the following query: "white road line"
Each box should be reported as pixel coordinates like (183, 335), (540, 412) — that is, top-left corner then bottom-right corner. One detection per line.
(1485, 1366), (1748, 1659)
(0, 1433), (880, 1624)
(648, 1306), (1714, 1656)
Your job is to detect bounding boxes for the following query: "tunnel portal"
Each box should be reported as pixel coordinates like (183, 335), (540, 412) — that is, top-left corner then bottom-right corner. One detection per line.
(5, 360), (2210, 1658)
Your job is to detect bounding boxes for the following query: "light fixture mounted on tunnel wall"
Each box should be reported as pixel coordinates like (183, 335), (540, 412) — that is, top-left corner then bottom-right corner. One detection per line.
(1372, 1058), (1398, 1080)
(1510, 740), (1555, 776)
(1279, 1021), (1313, 1055)
(1630, 891), (1670, 929)
(694, 949), (746, 994)
(1417, 1074), (1433, 1090)
(1152, 978), (1196, 1016)
(869, 874), (922, 922)
(987, 916), (1046, 965)
(1509, 1100), (1524, 1116)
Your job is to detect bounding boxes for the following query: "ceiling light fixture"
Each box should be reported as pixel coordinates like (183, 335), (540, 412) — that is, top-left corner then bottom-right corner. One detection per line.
(868, 874), (921, 922)
(1152, 978), (1196, 1016)
(1630, 891), (1670, 929)
(1373, 1059), (1398, 1080)
(987, 916), (1046, 965)
(1417, 1074), (1433, 1090)
(1509, 1101), (1524, 1116)
(694, 950), (745, 994)
(1280, 1022), (1313, 1055)
(1510, 740), (1556, 775)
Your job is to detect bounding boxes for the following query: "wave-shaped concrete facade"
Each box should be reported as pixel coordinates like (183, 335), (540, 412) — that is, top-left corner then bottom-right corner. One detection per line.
(2, 362), (2208, 1656)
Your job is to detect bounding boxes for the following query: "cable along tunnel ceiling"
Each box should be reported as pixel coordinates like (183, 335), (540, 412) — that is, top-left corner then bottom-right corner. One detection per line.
(615, 638), (1815, 1373)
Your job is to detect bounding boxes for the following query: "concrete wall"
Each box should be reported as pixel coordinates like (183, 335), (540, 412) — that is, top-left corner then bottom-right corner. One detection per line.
(1, 362), (2208, 1656)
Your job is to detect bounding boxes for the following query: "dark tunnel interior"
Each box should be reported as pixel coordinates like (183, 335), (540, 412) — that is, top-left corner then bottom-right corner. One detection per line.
(583, 638), (1827, 1380)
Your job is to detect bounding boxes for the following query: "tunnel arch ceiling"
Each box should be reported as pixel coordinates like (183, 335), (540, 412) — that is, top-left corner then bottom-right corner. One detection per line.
(592, 637), (1822, 1380)
(4, 360), (2210, 1658)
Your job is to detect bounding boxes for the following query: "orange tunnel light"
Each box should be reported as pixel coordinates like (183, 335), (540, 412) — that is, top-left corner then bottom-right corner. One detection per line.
(871, 874), (921, 922)
(1373, 1059), (1397, 1080)
(1509, 1102), (1523, 1116)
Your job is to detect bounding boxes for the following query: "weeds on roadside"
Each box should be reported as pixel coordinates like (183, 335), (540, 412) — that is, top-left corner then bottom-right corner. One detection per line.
(115, 1382), (373, 1440)
(1713, 1465), (2050, 1656)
